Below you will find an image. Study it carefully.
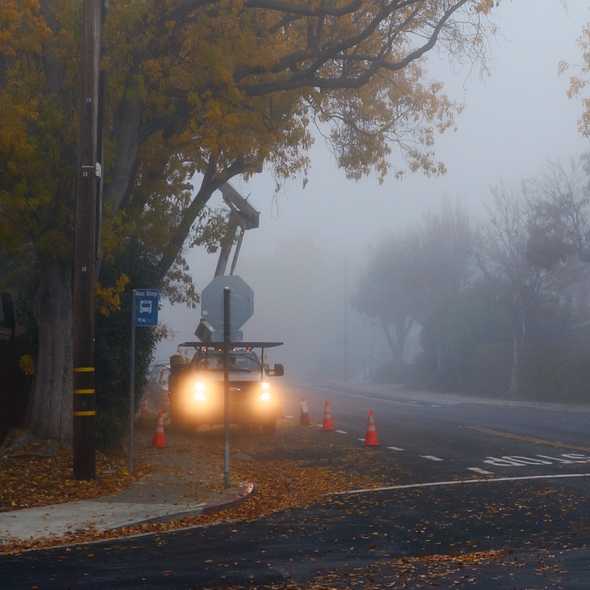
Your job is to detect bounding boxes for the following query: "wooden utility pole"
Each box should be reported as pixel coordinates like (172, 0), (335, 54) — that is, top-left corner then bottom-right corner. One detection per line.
(73, 0), (103, 480)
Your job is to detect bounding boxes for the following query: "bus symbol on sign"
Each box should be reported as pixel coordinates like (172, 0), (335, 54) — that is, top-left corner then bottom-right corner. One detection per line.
(139, 300), (153, 315)
(134, 289), (159, 327)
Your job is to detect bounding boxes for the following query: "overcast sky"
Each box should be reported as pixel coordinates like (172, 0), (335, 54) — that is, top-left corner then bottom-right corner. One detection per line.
(158, 1), (590, 379)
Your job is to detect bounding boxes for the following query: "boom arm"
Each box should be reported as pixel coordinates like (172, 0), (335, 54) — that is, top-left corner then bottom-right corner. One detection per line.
(214, 183), (260, 278)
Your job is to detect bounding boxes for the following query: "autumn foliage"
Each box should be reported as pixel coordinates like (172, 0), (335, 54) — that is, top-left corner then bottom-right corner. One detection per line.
(0, 0), (496, 441)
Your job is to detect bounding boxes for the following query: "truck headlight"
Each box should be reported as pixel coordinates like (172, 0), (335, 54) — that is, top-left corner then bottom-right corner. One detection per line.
(193, 381), (207, 402)
(259, 382), (272, 402)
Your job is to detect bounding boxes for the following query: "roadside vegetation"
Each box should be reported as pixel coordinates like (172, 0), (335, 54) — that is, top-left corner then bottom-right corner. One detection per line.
(356, 159), (590, 402)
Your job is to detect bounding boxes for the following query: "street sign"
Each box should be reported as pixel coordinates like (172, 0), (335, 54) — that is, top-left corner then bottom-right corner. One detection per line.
(129, 288), (159, 474)
(200, 276), (253, 341)
(134, 289), (159, 327)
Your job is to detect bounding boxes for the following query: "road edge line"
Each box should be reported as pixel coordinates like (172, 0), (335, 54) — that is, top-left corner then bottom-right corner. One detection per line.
(328, 472), (590, 496)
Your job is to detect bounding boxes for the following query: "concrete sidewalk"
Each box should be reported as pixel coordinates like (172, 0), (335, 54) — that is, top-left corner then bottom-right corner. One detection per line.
(0, 426), (254, 546)
(0, 499), (206, 543)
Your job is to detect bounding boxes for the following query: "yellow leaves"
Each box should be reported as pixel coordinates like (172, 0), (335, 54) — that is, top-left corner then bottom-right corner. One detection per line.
(19, 354), (34, 377)
(96, 274), (130, 317)
(0, 442), (149, 513)
(0, 0), (49, 57)
(474, 0), (496, 15)
(568, 23), (590, 138)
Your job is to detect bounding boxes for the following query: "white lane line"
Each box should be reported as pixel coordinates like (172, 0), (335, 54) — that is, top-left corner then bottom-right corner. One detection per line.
(467, 467), (494, 476)
(387, 446), (404, 452)
(358, 438), (365, 442)
(329, 472), (590, 496)
(421, 455), (444, 462)
(335, 429), (348, 435)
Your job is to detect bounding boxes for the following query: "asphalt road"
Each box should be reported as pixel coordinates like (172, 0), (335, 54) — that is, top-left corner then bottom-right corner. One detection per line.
(2, 384), (590, 589)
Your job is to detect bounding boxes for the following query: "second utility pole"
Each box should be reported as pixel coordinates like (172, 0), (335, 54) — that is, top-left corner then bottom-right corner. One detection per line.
(73, 0), (103, 480)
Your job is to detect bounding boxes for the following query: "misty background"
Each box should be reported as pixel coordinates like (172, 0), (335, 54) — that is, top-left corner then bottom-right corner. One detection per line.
(157, 1), (590, 383)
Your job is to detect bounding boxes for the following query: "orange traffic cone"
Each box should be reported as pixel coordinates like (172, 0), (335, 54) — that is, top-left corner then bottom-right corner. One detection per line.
(299, 399), (311, 426)
(152, 410), (167, 448)
(364, 409), (379, 447)
(322, 400), (335, 431)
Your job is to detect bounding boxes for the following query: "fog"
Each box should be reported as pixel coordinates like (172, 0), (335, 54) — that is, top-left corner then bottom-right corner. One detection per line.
(158, 1), (590, 383)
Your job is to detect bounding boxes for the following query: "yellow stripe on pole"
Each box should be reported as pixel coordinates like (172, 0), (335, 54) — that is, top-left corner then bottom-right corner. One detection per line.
(74, 411), (96, 417)
(74, 367), (95, 373)
(74, 389), (95, 395)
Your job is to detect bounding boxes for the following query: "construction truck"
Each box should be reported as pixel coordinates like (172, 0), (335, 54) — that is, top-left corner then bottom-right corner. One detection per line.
(168, 183), (286, 432)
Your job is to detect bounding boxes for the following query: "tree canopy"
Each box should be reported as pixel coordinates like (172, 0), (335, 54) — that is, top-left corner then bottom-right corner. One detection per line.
(0, 0), (495, 290)
(0, 0), (496, 441)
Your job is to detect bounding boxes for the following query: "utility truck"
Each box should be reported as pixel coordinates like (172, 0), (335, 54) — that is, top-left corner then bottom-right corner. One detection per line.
(168, 342), (284, 432)
(168, 182), (286, 432)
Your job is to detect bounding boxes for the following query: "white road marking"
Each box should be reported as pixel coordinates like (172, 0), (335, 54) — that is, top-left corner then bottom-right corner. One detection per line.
(329, 472), (590, 496)
(421, 455), (444, 462)
(467, 467), (494, 476)
(484, 453), (590, 468)
(562, 453), (590, 462)
(387, 446), (404, 452)
(335, 429), (347, 434)
(537, 454), (576, 464)
(358, 437), (365, 442)
(484, 456), (530, 467)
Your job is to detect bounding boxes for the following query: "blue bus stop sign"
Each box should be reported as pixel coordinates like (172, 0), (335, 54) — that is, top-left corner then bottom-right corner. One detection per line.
(134, 289), (159, 327)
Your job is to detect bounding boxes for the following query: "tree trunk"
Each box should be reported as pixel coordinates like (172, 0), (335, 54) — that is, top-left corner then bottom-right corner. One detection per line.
(29, 264), (73, 443)
(508, 307), (526, 399)
(381, 320), (403, 372)
(508, 328), (519, 398)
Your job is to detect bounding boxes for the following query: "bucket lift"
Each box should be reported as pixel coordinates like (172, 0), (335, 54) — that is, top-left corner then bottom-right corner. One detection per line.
(196, 183), (259, 344)
(213, 183), (260, 278)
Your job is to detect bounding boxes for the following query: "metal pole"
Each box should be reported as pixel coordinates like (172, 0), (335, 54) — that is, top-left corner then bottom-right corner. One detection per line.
(73, 0), (103, 480)
(128, 291), (136, 473)
(223, 287), (231, 489)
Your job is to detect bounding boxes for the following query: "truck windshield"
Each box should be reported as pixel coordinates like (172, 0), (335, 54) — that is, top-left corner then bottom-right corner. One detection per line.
(193, 351), (260, 372)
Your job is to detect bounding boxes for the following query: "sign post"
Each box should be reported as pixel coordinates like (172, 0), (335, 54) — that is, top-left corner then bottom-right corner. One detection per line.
(129, 289), (159, 473)
(223, 287), (231, 489)
(201, 275), (253, 342)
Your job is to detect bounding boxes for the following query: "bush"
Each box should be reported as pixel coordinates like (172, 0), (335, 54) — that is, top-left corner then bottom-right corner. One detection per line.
(95, 242), (161, 449)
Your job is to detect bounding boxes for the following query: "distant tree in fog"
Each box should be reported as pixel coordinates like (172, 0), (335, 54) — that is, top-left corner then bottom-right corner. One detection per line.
(354, 235), (417, 371)
(355, 202), (474, 376)
(477, 188), (551, 397)
(526, 158), (590, 267)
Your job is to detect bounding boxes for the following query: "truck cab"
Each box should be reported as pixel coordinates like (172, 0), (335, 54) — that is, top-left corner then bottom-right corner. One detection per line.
(168, 343), (284, 433)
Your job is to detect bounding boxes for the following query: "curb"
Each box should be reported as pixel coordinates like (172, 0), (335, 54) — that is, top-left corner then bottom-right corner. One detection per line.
(201, 481), (256, 516)
(0, 481), (256, 555)
(103, 480), (256, 531)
